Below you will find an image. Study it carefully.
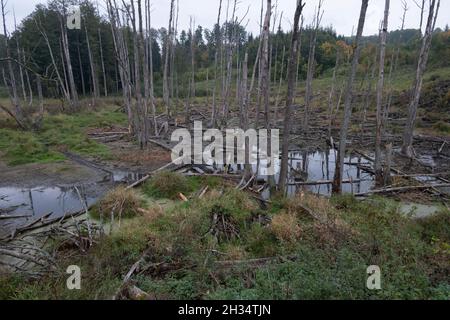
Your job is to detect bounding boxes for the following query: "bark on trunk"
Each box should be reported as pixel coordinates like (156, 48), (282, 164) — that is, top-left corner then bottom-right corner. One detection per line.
(332, 0), (369, 195)
(279, 0), (304, 194)
(374, 0), (390, 186)
(401, 0), (440, 158)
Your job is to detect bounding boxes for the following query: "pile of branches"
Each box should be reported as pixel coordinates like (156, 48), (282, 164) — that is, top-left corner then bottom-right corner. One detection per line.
(206, 205), (240, 243)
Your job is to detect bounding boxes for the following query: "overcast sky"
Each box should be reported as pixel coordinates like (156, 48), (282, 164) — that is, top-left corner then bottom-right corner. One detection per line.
(6, 0), (450, 37)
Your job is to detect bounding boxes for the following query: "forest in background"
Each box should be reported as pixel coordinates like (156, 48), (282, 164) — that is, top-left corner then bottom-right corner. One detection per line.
(0, 0), (449, 101)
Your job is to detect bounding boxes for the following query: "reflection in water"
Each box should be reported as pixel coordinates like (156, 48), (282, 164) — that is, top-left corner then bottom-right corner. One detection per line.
(218, 148), (375, 198)
(0, 170), (145, 238)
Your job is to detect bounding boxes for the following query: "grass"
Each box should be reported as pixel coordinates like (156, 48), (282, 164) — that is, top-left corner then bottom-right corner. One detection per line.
(0, 106), (127, 165)
(142, 171), (223, 200)
(1, 186), (449, 300)
(94, 186), (144, 220)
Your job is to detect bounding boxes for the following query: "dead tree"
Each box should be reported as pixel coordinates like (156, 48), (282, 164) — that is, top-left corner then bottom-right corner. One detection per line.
(279, 0), (305, 194)
(77, 40), (86, 96)
(384, 1), (408, 126)
(332, 0), (369, 195)
(35, 17), (71, 107)
(374, 0), (390, 187)
(59, 4), (79, 110)
(107, 0), (134, 132)
(260, 0), (272, 130)
(255, 0), (264, 129)
(413, 0), (426, 33)
(211, 0), (223, 128)
(185, 16), (196, 128)
(163, 0), (175, 119)
(98, 27), (108, 97)
(84, 15), (100, 103)
(303, 0), (323, 130)
(327, 45), (341, 138)
(273, 45), (285, 124)
(0, 0), (26, 129)
(145, 0), (157, 136)
(401, 0), (440, 158)
(13, 10), (27, 102)
(220, 0), (238, 127)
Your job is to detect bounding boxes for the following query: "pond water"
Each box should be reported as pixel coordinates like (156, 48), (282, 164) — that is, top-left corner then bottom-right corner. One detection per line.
(226, 149), (375, 198)
(0, 170), (145, 238)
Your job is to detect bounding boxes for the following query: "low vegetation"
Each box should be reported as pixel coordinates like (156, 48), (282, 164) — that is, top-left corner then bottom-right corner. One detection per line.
(1, 182), (448, 300)
(0, 106), (127, 165)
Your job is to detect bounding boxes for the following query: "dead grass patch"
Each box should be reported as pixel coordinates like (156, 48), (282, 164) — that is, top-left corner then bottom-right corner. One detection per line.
(270, 212), (301, 243)
(97, 186), (144, 220)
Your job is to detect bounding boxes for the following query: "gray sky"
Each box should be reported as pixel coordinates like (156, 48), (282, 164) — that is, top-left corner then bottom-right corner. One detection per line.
(6, 0), (450, 37)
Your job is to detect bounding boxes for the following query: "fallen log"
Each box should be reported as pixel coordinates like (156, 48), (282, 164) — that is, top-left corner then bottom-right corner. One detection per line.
(354, 183), (450, 197)
(289, 178), (370, 186)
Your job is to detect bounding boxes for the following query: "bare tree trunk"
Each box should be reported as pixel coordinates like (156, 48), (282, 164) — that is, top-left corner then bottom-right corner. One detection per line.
(84, 19), (99, 104)
(274, 45), (286, 125)
(221, 0), (237, 127)
(255, 0), (264, 129)
(98, 28), (108, 97)
(211, 0), (223, 128)
(13, 11), (27, 102)
(241, 52), (252, 180)
(401, 0), (440, 157)
(163, 0), (175, 119)
(107, 0), (134, 132)
(279, 0), (305, 194)
(1, 0), (24, 128)
(185, 16), (196, 128)
(384, 2), (408, 125)
(303, 0), (323, 130)
(327, 50), (340, 138)
(60, 9), (79, 110)
(374, 0), (390, 187)
(77, 41), (86, 96)
(332, 0), (369, 195)
(23, 49), (33, 106)
(33, 75), (44, 131)
(146, 0), (157, 136)
(36, 18), (70, 104)
(260, 0), (272, 130)
(295, 16), (304, 90)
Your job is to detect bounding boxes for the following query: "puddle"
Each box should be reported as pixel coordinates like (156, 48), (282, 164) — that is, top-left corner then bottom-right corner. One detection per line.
(0, 169), (145, 238)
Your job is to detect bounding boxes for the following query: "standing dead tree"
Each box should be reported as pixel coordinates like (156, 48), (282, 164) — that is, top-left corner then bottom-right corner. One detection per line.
(383, 1), (408, 126)
(374, 0), (390, 187)
(303, 0), (323, 131)
(332, 0), (369, 195)
(83, 11), (100, 104)
(145, 0), (157, 136)
(58, 2), (79, 110)
(107, 0), (134, 132)
(211, 0), (223, 128)
(260, 0), (272, 130)
(163, 0), (175, 121)
(279, 0), (305, 194)
(401, 0), (440, 158)
(1, 0), (24, 128)
(220, 0), (238, 127)
(0, 0), (46, 131)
